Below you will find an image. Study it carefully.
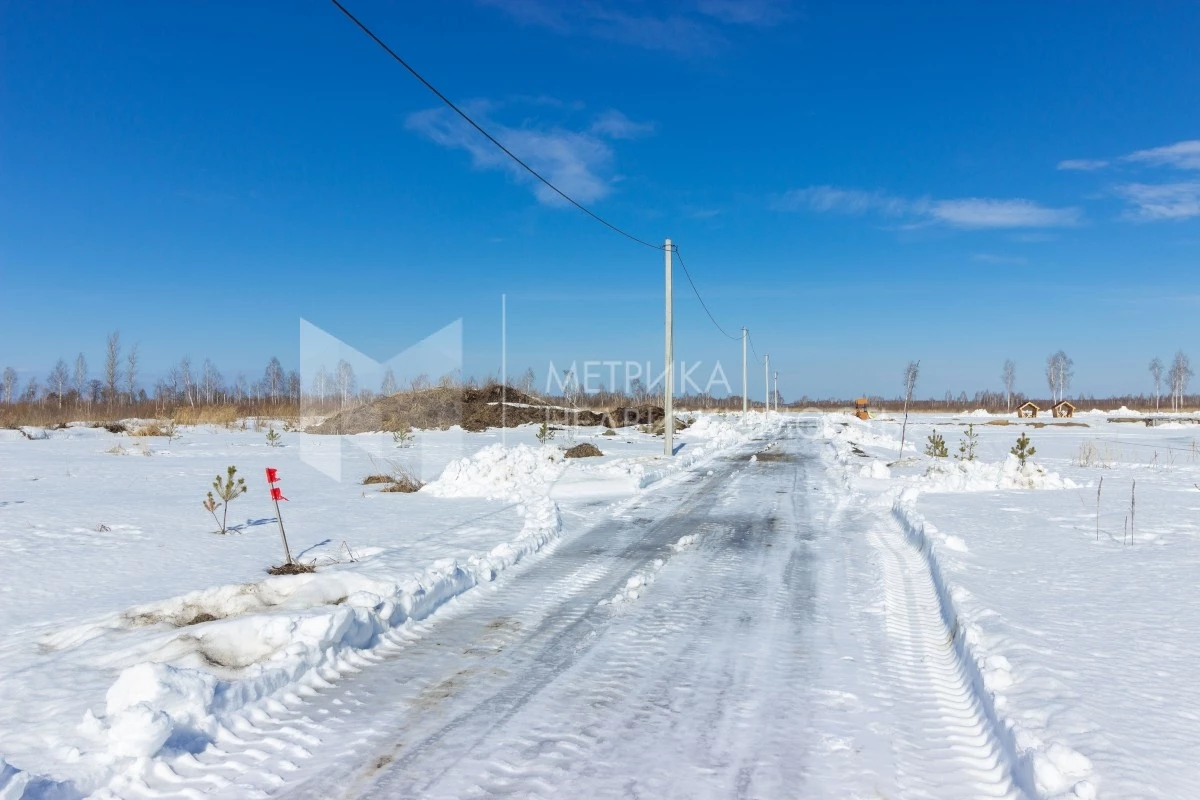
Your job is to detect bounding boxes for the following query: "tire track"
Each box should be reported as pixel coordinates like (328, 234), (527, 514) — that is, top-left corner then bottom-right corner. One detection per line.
(867, 515), (1027, 799)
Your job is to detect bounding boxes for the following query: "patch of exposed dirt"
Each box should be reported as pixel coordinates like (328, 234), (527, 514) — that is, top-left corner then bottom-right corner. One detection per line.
(564, 442), (603, 458)
(755, 449), (790, 462)
(268, 562), (316, 576)
(309, 383), (607, 434)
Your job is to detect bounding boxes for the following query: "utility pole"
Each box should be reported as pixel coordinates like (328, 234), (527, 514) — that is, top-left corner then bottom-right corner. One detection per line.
(764, 354), (770, 413)
(664, 239), (674, 457)
(741, 327), (748, 415)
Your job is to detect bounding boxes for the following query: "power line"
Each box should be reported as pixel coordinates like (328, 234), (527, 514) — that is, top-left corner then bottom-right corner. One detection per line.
(671, 246), (743, 341)
(330, 0), (662, 251)
(747, 331), (766, 365)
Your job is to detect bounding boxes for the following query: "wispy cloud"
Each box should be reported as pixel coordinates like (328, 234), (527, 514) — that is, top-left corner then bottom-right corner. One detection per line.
(696, 0), (794, 26)
(1114, 182), (1200, 221)
(589, 109), (656, 140)
(1058, 139), (1200, 221)
(777, 186), (1080, 229)
(406, 101), (653, 205)
(1057, 158), (1110, 171)
(972, 253), (1029, 265)
(774, 186), (917, 217)
(929, 198), (1081, 229)
(1123, 140), (1200, 171)
(478, 0), (792, 55)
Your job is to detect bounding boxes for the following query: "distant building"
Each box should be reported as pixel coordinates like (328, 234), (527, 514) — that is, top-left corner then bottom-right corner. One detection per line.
(1018, 400), (1040, 418)
(1051, 400), (1076, 418)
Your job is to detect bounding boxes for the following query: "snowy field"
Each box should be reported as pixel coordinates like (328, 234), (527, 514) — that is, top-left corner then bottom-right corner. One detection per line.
(0, 413), (772, 796)
(831, 408), (1200, 799)
(2, 408), (1199, 798)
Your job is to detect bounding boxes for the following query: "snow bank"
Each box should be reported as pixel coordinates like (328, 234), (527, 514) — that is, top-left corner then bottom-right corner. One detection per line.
(80, 446), (570, 765)
(423, 443), (566, 500)
(913, 455), (1078, 492)
(892, 499), (1097, 799)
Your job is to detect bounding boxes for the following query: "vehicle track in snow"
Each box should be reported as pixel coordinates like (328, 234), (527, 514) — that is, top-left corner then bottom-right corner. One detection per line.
(100, 423), (1031, 799)
(865, 509), (1027, 799)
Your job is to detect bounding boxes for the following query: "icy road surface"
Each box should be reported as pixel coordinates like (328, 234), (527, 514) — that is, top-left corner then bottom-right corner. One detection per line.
(116, 426), (1026, 799)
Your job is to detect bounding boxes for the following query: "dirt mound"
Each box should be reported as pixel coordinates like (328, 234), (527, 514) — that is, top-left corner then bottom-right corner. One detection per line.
(602, 405), (665, 429)
(564, 443), (603, 458)
(309, 384), (606, 435)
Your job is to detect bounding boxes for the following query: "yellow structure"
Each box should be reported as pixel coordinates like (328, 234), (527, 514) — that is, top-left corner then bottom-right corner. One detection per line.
(854, 398), (870, 420)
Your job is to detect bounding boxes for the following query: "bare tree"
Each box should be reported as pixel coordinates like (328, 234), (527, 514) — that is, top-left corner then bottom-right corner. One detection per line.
(125, 343), (139, 404)
(336, 360), (356, 407)
(21, 376), (40, 404)
(264, 357), (285, 403)
(104, 331), (121, 405)
(1149, 357), (1163, 411)
(1168, 350), (1193, 411)
(74, 353), (88, 405)
(310, 365), (330, 403)
(1002, 359), (1015, 412)
(381, 368), (397, 396)
(179, 356), (195, 407)
(1045, 350), (1074, 404)
(2, 367), (16, 404)
(898, 360), (920, 458)
(48, 359), (70, 407)
(201, 359), (221, 405)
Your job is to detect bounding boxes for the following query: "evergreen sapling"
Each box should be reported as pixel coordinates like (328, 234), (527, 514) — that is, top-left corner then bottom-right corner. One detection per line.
(204, 465), (247, 534)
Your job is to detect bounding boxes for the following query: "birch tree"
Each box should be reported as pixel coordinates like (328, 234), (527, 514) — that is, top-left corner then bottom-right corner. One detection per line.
(1045, 350), (1074, 404)
(48, 359), (70, 407)
(104, 331), (121, 405)
(1149, 357), (1163, 411)
(74, 353), (88, 405)
(1002, 359), (1015, 411)
(898, 360), (920, 458)
(3, 367), (16, 404)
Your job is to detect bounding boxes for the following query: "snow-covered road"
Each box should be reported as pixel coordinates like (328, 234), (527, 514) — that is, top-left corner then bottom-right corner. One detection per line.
(98, 422), (1028, 799)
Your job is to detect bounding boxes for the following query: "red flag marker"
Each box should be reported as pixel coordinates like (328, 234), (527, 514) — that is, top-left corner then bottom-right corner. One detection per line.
(265, 467), (294, 566)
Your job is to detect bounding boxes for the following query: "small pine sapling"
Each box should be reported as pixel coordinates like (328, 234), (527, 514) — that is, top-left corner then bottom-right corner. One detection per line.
(1011, 432), (1036, 467)
(205, 465), (247, 534)
(392, 426), (415, 448)
(955, 424), (979, 461)
(536, 420), (556, 446)
(924, 430), (948, 458)
(266, 426), (282, 447)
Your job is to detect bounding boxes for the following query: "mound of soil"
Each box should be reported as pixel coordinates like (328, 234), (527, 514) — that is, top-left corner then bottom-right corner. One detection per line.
(564, 443), (603, 458)
(309, 384), (606, 435)
(602, 404), (665, 429)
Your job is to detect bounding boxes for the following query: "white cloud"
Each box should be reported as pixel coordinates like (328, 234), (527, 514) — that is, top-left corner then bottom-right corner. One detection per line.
(1114, 182), (1200, 221)
(929, 198), (1082, 229)
(478, 0), (793, 55)
(1122, 140), (1200, 171)
(696, 0), (794, 26)
(1057, 158), (1110, 171)
(590, 109), (655, 140)
(775, 186), (916, 216)
(972, 253), (1028, 265)
(406, 102), (652, 206)
(778, 186), (1080, 229)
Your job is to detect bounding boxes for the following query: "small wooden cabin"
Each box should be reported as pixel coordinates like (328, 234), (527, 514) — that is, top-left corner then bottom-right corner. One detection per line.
(1051, 400), (1076, 418)
(853, 397), (870, 420)
(1017, 400), (1040, 418)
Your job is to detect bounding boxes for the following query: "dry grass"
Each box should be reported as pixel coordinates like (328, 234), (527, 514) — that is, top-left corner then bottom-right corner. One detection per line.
(130, 422), (167, 437)
(268, 562), (316, 576)
(363, 466), (424, 493)
(0, 401), (297, 430)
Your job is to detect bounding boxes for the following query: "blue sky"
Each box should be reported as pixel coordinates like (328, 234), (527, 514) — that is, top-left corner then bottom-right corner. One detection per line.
(2, 0), (1198, 401)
